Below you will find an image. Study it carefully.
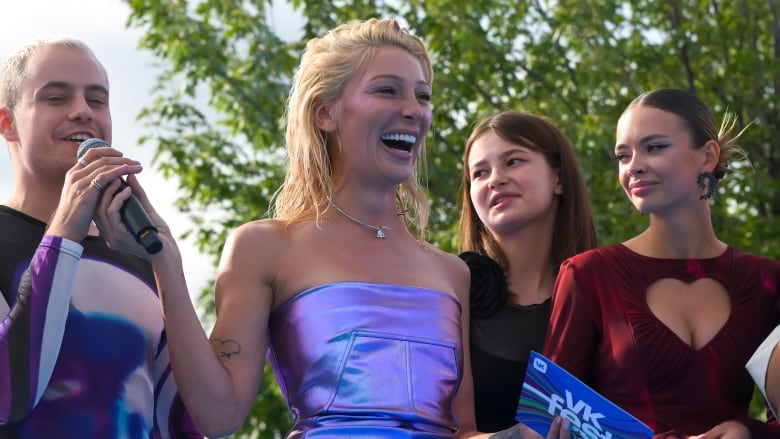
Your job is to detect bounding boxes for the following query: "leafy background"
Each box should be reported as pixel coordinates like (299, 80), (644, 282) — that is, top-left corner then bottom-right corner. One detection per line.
(123, 0), (779, 436)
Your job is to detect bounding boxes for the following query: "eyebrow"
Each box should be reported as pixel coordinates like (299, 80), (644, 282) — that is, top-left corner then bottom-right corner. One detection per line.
(615, 133), (670, 149)
(39, 81), (109, 95)
(368, 74), (430, 88)
(468, 146), (530, 168)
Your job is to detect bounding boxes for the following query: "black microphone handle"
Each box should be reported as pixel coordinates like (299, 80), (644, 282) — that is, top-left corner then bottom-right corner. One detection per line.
(117, 179), (163, 255)
(77, 138), (162, 255)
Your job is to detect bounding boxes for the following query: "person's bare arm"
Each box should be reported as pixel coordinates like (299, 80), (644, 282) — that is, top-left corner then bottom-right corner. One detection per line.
(99, 176), (279, 437)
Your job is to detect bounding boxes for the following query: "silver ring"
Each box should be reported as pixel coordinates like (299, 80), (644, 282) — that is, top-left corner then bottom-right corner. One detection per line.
(91, 179), (104, 191)
(78, 158), (89, 166)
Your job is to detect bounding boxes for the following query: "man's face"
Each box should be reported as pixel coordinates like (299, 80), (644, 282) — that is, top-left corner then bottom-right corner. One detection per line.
(2, 44), (111, 184)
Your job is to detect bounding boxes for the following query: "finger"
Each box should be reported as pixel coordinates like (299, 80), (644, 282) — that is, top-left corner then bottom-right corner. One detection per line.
(102, 179), (129, 221)
(108, 180), (132, 209)
(544, 418), (562, 439)
(79, 145), (124, 164)
(98, 162), (143, 184)
(559, 418), (572, 439)
(91, 182), (110, 231)
(76, 147), (138, 176)
(123, 174), (167, 232)
(97, 181), (155, 258)
(91, 178), (105, 192)
(85, 163), (141, 199)
(124, 173), (152, 208)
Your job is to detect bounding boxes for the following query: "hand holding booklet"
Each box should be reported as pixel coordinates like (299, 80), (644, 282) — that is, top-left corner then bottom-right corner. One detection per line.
(516, 351), (653, 439)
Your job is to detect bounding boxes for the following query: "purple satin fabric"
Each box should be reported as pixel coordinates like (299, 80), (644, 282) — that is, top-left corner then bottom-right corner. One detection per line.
(267, 281), (463, 438)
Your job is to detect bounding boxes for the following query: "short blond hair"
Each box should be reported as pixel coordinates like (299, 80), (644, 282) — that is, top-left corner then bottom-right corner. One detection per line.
(0, 35), (107, 110)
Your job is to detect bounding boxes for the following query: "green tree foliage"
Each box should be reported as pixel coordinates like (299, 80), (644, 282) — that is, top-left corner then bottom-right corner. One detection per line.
(124, 0), (779, 436)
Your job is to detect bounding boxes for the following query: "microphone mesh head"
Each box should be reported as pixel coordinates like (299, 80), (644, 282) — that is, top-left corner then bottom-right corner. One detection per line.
(76, 138), (110, 159)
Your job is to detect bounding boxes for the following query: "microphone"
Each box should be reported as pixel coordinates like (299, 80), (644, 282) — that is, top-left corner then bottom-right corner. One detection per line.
(77, 138), (163, 255)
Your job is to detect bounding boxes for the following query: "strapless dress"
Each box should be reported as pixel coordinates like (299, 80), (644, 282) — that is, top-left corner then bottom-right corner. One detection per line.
(267, 281), (463, 438)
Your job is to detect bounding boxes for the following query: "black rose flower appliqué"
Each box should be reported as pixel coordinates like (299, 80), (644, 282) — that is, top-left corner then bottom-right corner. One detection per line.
(459, 251), (508, 319)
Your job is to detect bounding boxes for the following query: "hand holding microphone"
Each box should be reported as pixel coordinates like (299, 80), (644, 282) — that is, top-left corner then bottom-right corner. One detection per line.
(77, 138), (163, 255)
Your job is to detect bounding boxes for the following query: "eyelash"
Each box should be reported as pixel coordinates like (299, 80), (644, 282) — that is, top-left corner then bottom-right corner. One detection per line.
(613, 143), (670, 162)
(46, 96), (106, 106)
(376, 87), (431, 103)
(647, 143), (669, 152)
(470, 158), (523, 179)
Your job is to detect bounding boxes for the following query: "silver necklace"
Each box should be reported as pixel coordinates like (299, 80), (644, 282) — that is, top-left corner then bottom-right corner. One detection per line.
(328, 198), (390, 239)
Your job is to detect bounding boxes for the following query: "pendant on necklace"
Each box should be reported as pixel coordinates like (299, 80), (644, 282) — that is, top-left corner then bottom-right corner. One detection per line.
(328, 198), (391, 239)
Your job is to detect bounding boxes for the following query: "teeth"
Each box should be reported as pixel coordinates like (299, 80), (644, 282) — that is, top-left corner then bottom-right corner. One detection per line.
(68, 134), (91, 142)
(381, 133), (416, 144)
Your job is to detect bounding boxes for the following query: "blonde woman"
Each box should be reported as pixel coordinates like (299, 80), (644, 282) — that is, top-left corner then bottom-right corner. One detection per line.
(99, 18), (570, 439)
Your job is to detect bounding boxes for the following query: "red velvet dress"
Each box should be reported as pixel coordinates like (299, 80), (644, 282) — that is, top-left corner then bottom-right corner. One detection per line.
(542, 244), (780, 438)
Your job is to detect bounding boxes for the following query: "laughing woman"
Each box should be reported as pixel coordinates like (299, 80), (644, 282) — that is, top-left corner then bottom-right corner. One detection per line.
(96, 18), (570, 439)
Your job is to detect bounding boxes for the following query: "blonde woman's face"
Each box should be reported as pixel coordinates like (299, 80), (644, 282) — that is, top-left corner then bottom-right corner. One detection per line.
(321, 46), (432, 187)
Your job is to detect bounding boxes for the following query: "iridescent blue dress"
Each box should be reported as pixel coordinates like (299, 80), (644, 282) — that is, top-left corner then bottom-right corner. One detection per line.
(267, 282), (463, 438)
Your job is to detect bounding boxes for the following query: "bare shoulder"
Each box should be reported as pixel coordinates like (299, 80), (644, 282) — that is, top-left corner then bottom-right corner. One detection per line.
(218, 219), (289, 286)
(427, 243), (468, 276)
(423, 242), (470, 299)
(223, 219), (287, 255)
(229, 218), (287, 240)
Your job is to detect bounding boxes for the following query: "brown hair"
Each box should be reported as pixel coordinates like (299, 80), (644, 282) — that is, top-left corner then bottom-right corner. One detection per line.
(625, 88), (748, 180)
(458, 110), (598, 272)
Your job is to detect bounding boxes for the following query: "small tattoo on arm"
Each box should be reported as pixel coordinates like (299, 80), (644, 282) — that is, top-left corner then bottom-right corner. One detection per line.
(210, 338), (241, 360)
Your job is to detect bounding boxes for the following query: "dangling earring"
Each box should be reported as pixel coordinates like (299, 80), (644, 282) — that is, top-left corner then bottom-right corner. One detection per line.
(697, 171), (719, 200)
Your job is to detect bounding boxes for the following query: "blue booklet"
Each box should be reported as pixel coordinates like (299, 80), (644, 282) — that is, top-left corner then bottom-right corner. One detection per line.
(516, 351), (653, 439)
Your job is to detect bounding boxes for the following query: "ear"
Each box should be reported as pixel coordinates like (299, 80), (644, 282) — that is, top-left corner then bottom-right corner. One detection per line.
(0, 107), (18, 142)
(313, 99), (337, 133)
(701, 139), (720, 172)
(553, 167), (564, 195)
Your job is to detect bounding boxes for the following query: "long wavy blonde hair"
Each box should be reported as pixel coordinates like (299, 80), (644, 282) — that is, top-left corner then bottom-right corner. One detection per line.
(272, 18), (433, 238)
